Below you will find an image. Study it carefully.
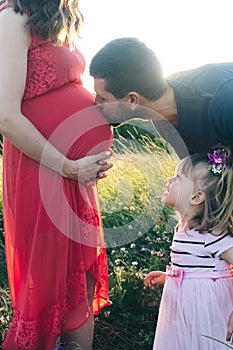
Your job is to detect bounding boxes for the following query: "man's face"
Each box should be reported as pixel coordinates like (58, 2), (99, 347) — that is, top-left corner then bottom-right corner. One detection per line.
(93, 78), (132, 126)
(94, 78), (119, 104)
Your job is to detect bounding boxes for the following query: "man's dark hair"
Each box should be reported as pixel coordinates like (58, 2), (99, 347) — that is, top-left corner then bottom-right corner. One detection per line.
(90, 37), (167, 100)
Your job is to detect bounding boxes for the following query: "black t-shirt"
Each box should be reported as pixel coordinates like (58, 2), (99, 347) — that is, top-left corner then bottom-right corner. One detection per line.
(154, 63), (233, 158)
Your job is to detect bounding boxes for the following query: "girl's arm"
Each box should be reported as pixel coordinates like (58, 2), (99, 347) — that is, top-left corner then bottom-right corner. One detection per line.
(226, 311), (233, 342)
(144, 271), (166, 289)
(220, 247), (233, 342)
(220, 247), (233, 264)
(0, 8), (112, 182)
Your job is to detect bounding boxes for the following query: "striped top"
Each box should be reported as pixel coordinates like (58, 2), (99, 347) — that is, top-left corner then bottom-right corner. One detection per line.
(170, 228), (233, 274)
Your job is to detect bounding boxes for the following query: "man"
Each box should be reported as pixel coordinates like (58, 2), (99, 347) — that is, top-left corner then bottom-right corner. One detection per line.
(90, 37), (233, 157)
(89, 37), (233, 342)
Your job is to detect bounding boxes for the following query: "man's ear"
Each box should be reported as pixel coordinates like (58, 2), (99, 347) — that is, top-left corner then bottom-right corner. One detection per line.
(128, 92), (140, 104)
(190, 191), (205, 205)
(127, 92), (140, 112)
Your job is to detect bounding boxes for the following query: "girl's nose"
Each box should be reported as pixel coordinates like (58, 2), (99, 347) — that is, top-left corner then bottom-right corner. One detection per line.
(167, 176), (174, 183)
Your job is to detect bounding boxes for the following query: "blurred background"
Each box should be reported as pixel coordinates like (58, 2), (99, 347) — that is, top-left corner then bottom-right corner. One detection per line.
(79, 0), (233, 92)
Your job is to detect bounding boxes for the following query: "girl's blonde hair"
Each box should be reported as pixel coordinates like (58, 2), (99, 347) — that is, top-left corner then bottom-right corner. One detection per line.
(179, 146), (233, 236)
(10, 0), (83, 45)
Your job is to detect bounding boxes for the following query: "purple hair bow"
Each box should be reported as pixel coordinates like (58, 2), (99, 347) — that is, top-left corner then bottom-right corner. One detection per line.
(207, 148), (228, 175)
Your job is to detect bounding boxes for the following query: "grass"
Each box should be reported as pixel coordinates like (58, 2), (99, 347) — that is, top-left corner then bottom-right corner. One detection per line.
(98, 126), (179, 248)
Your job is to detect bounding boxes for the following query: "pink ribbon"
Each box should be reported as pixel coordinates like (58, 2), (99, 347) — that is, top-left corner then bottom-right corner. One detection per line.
(166, 266), (184, 287)
(166, 266), (233, 286)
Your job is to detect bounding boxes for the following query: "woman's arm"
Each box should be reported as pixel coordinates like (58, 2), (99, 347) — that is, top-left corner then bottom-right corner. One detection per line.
(0, 8), (112, 182)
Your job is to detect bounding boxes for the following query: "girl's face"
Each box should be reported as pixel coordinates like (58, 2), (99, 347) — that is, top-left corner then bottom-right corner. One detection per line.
(161, 168), (194, 212)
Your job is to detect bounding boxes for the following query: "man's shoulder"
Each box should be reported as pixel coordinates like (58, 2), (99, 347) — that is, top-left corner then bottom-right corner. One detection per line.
(167, 62), (233, 94)
(168, 62), (233, 78)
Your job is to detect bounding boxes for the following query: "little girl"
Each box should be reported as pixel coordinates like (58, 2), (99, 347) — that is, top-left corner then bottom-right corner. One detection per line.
(145, 147), (233, 350)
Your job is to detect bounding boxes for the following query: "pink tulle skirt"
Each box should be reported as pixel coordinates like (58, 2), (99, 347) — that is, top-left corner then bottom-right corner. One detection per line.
(153, 276), (233, 350)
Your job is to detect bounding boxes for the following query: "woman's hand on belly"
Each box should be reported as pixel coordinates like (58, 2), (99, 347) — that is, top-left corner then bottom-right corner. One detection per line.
(62, 150), (113, 183)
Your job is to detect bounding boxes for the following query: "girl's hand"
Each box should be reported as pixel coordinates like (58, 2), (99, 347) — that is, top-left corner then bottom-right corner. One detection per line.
(144, 271), (166, 289)
(226, 311), (233, 343)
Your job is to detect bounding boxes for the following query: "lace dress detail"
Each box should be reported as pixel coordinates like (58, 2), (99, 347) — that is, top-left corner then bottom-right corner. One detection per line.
(10, 311), (39, 348)
(8, 265), (87, 348)
(23, 36), (84, 100)
(79, 201), (104, 246)
(24, 42), (58, 100)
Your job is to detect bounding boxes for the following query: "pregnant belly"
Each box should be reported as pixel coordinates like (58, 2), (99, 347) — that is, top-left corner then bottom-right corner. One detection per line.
(22, 82), (112, 158)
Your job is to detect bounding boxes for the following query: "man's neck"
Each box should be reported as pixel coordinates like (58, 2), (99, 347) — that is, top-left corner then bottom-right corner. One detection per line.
(140, 86), (178, 126)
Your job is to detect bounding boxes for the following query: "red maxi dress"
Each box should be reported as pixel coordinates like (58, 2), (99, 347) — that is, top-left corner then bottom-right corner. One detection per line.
(1, 4), (112, 349)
